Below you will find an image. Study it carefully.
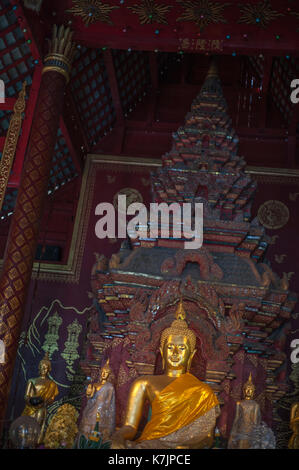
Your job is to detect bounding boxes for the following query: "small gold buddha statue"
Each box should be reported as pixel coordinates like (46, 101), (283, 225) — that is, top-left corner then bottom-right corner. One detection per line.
(78, 359), (115, 442)
(22, 352), (59, 444)
(228, 373), (261, 449)
(111, 299), (220, 449)
(288, 403), (299, 449)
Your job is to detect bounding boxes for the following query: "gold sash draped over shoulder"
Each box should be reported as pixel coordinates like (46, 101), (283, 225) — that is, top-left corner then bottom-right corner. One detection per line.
(138, 373), (219, 442)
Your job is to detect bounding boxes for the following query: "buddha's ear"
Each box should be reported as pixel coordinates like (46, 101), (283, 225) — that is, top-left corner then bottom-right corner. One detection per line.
(159, 347), (165, 370)
(187, 348), (197, 371)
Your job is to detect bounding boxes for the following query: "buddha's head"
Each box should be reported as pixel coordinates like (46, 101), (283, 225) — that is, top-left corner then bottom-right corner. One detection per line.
(243, 373), (255, 400)
(160, 299), (197, 374)
(38, 352), (51, 378)
(100, 358), (112, 382)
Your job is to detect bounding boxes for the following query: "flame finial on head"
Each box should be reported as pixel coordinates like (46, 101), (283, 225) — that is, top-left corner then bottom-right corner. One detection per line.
(102, 358), (112, 372)
(243, 372), (255, 394)
(175, 297), (186, 320)
(39, 351), (51, 371)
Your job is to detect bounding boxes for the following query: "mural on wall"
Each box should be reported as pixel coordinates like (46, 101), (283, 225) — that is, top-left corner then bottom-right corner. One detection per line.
(5, 159), (155, 427)
(252, 175), (299, 448)
(17, 299), (92, 384)
(14, 299), (93, 423)
(61, 319), (83, 381)
(42, 312), (63, 359)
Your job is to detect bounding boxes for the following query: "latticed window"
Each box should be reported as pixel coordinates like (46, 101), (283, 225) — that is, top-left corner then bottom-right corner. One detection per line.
(70, 46), (116, 148)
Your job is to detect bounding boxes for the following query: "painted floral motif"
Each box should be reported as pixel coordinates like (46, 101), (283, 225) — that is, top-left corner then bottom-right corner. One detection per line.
(67, 0), (119, 26)
(258, 200), (289, 230)
(238, 0), (283, 28)
(176, 0), (230, 31)
(128, 0), (172, 25)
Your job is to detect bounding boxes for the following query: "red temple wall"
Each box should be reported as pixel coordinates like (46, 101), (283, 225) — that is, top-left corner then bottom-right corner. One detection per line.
(4, 163), (299, 429)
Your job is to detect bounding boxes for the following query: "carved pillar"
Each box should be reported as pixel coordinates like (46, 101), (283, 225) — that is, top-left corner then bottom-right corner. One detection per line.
(0, 25), (76, 427)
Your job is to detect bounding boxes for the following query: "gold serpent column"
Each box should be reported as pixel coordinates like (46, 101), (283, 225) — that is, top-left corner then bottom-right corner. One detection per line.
(0, 25), (76, 430)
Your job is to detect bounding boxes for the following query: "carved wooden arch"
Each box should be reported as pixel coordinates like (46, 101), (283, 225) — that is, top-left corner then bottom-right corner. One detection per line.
(161, 249), (223, 281)
(128, 280), (231, 380)
(153, 294), (223, 330)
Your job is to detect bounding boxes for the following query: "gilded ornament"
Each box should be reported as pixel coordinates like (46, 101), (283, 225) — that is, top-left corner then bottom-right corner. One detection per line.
(44, 404), (79, 449)
(61, 319), (82, 375)
(289, 403), (299, 449)
(238, 0), (283, 28)
(176, 0), (230, 32)
(0, 82), (26, 213)
(113, 187), (143, 213)
(128, 0), (172, 25)
(257, 200), (289, 230)
(42, 312), (63, 358)
(67, 0), (119, 26)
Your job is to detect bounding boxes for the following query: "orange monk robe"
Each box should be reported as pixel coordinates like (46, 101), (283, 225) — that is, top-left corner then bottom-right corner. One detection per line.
(138, 373), (219, 442)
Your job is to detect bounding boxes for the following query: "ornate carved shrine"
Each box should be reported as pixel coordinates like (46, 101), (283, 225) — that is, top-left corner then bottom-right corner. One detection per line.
(81, 61), (297, 439)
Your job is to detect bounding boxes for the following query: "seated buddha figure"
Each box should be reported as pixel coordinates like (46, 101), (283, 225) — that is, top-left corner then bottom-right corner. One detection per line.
(78, 359), (115, 442)
(111, 300), (220, 449)
(288, 403), (299, 449)
(22, 353), (58, 444)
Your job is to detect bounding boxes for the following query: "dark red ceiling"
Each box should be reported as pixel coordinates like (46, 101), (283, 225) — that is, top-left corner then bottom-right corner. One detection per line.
(39, 0), (299, 55)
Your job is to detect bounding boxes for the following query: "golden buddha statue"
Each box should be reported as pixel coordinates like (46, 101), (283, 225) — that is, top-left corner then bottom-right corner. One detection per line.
(288, 403), (299, 449)
(22, 352), (59, 444)
(228, 373), (261, 449)
(78, 359), (115, 442)
(111, 299), (220, 449)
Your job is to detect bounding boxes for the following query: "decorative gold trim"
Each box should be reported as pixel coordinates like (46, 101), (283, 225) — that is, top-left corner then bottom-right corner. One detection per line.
(87, 154), (161, 167)
(246, 166), (299, 178)
(44, 53), (72, 69)
(0, 82), (26, 212)
(88, 156), (299, 178)
(42, 65), (69, 82)
(67, 0), (119, 26)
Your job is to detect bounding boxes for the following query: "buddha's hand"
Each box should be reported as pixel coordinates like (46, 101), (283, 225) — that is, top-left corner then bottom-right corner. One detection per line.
(86, 384), (95, 398)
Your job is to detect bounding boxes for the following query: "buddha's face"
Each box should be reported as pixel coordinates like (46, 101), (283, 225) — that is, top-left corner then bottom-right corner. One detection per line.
(162, 334), (191, 371)
(244, 385), (255, 400)
(39, 361), (50, 377)
(101, 366), (110, 381)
